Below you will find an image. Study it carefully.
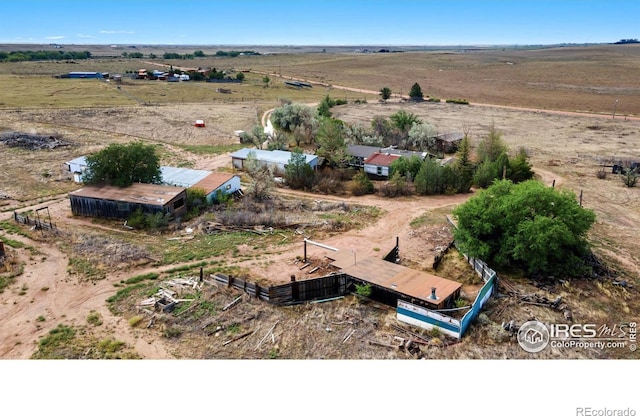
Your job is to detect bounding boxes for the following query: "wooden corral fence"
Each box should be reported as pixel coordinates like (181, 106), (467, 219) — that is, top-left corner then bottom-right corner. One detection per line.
(213, 273), (270, 302)
(13, 208), (56, 231)
(269, 273), (349, 305)
(212, 273), (349, 305)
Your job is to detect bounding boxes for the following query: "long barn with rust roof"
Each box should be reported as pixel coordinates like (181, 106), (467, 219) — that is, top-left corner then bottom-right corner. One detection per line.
(69, 183), (187, 220)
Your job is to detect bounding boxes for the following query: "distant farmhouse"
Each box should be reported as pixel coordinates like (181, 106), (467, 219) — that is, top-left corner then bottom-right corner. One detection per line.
(69, 183), (187, 220)
(347, 145), (428, 178)
(346, 140), (462, 178)
(231, 148), (318, 174)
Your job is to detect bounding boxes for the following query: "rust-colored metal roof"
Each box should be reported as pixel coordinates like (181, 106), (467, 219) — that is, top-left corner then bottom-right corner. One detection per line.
(69, 183), (186, 206)
(330, 253), (462, 307)
(364, 152), (401, 167)
(192, 172), (237, 195)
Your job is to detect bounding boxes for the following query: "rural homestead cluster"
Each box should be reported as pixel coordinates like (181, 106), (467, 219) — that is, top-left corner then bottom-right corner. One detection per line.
(65, 136), (463, 220)
(61, 127), (483, 338)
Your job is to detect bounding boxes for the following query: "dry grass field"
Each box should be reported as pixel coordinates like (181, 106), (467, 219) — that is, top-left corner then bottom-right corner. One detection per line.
(0, 44), (638, 360)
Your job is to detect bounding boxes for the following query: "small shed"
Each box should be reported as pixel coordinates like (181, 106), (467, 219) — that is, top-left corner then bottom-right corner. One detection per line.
(64, 156), (89, 183)
(230, 148), (318, 174)
(363, 152), (401, 178)
(435, 132), (465, 153)
(194, 120), (206, 128)
(69, 183), (187, 220)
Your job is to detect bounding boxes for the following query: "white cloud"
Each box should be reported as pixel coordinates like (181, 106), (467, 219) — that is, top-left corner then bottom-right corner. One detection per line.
(99, 30), (135, 34)
(77, 34), (96, 38)
(45, 36), (65, 40)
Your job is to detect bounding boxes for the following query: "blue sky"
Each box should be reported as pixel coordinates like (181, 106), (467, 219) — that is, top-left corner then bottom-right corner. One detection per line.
(1, 0), (639, 46)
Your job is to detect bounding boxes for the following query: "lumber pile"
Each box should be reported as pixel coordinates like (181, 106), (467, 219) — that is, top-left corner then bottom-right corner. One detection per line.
(0, 131), (72, 150)
(138, 277), (201, 313)
(203, 222), (273, 235)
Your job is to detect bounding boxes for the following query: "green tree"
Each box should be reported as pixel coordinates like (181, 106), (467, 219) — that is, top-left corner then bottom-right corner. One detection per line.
(508, 148), (534, 183)
(262, 75), (270, 88)
(407, 122), (437, 152)
(235, 72), (245, 81)
(477, 122), (507, 163)
(622, 168), (638, 187)
(240, 125), (268, 149)
(350, 170), (375, 195)
(381, 170), (410, 197)
(193, 50), (205, 57)
(345, 123), (384, 147)
(380, 87), (392, 102)
(390, 110), (421, 133)
(285, 148), (315, 190)
(415, 157), (444, 195)
(409, 82), (424, 101)
(245, 151), (274, 200)
(390, 155), (423, 181)
(271, 103), (316, 146)
(453, 179), (597, 277)
(317, 95), (336, 118)
(453, 133), (474, 193)
(316, 118), (348, 167)
(84, 142), (161, 187)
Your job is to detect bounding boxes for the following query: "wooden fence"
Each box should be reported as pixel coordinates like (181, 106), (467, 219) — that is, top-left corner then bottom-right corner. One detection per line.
(13, 209), (56, 231)
(212, 273), (349, 305)
(212, 273), (270, 302)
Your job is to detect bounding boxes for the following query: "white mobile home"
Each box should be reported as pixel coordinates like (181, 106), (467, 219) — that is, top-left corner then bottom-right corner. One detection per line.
(230, 148), (318, 174)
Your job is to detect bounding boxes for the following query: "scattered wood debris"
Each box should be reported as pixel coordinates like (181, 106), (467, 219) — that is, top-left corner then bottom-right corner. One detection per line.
(0, 131), (72, 150)
(223, 331), (253, 346)
(203, 222), (274, 235)
(255, 321), (279, 351)
(138, 277), (200, 314)
(222, 296), (242, 311)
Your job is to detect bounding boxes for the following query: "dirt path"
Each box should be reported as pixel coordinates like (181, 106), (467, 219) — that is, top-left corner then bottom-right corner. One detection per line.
(0, 197), (176, 358)
(0, 228), (173, 359)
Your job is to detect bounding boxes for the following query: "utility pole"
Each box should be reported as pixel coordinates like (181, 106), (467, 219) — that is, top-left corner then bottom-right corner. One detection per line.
(613, 99), (619, 119)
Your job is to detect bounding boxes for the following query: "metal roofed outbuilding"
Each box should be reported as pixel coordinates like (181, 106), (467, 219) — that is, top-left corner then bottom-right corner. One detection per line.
(230, 148), (318, 174)
(160, 166), (212, 188)
(69, 183), (187, 220)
